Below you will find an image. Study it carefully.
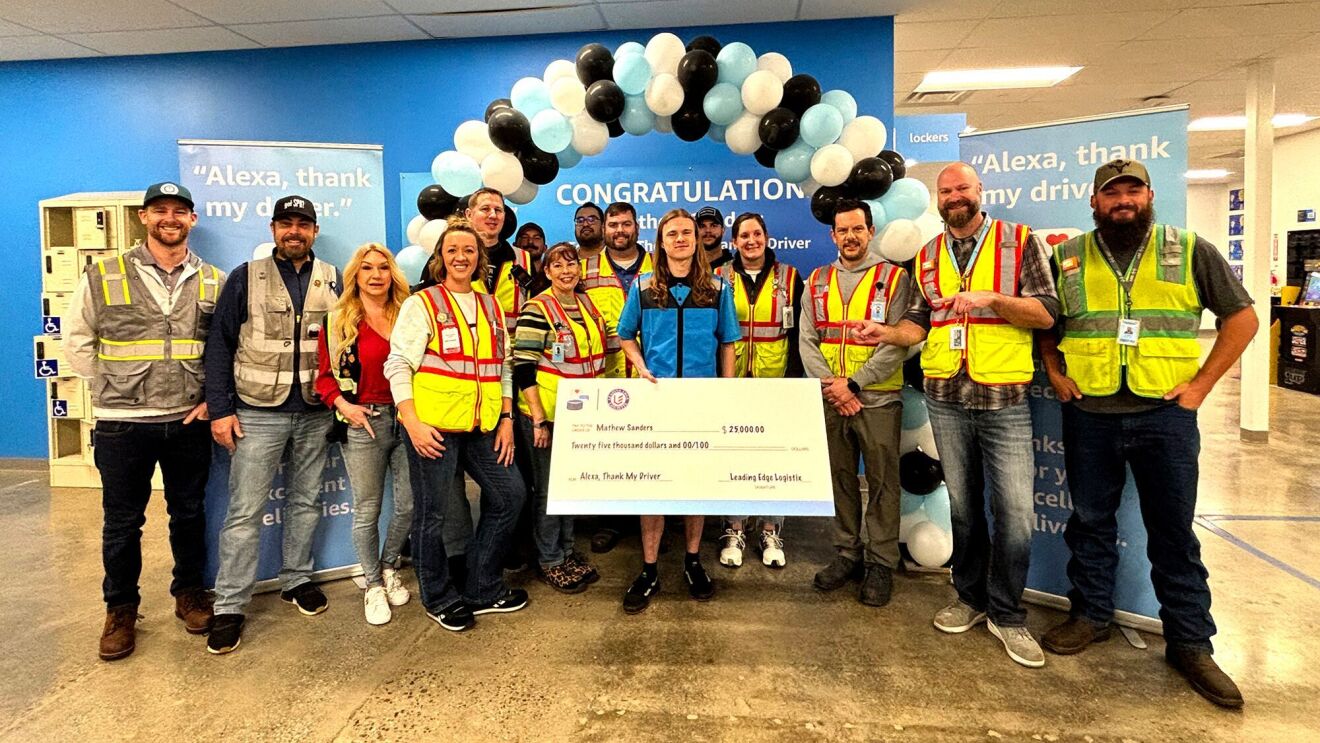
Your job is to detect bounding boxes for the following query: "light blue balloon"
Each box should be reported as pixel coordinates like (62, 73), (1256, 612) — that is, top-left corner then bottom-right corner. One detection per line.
(883, 177), (931, 221)
(901, 489), (926, 515)
(821, 89), (858, 123)
(395, 245), (430, 284)
(901, 387), (929, 429)
(800, 103), (844, 148)
(702, 82), (743, 127)
(864, 198), (890, 231)
(557, 145), (583, 169)
(774, 141), (815, 184)
(716, 41), (757, 87)
(619, 95), (655, 136)
(615, 41), (645, 59)
(922, 484), (952, 533)
(530, 109), (573, 153)
(707, 123), (727, 143)
(431, 150), (481, 196)
(614, 53), (652, 96)
(511, 76), (552, 117)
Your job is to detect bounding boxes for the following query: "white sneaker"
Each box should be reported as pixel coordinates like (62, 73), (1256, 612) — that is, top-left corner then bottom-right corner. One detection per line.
(760, 528), (786, 568)
(988, 620), (1045, 668)
(364, 586), (392, 626)
(382, 567), (411, 607)
(718, 528), (745, 568)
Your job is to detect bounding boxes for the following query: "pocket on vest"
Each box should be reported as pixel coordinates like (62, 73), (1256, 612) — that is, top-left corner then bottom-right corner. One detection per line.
(95, 361), (151, 406)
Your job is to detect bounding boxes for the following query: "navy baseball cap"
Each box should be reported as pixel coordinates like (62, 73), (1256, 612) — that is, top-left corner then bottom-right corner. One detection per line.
(143, 182), (194, 209)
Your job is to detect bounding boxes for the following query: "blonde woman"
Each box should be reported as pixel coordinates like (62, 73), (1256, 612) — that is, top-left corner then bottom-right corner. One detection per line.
(315, 243), (414, 626)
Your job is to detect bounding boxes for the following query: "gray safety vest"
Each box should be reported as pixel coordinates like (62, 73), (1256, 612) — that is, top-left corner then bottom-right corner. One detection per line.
(88, 245), (223, 410)
(233, 255), (337, 406)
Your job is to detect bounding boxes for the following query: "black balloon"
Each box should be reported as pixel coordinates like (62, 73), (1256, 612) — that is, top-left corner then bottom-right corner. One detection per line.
(757, 107), (800, 151)
(456, 194), (471, 213)
(519, 147), (560, 186)
(903, 359), (925, 393)
(417, 184), (459, 220)
(585, 80), (626, 123)
(810, 185), (845, 225)
(899, 450), (944, 495)
(607, 119), (625, 138)
(753, 145), (778, 169)
(500, 200), (518, 241)
(484, 98), (513, 122)
(487, 108), (531, 152)
(846, 157), (895, 201)
(671, 103), (711, 142)
(686, 35), (721, 57)
(576, 43), (614, 86)
(676, 49), (718, 99)
(877, 149), (907, 181)
(781, 74), (822, 115)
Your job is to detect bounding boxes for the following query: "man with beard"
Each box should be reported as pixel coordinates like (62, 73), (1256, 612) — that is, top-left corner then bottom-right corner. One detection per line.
(467, 188), (535, 325)
(65, 182), (225, 660)
(573, 202), (605, 259)
(204, 195), (342, 654)
(696, 206), (734, 270)
(801, 200), (915, 608)
(515, 222), (549, 272)
(1039, 160), (1255, 708)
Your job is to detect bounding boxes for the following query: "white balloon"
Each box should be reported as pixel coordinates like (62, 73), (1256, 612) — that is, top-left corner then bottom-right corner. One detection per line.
(454, 119), (496, 164)
(406, 214), (428, 245)
(875, 218), (924, 263)
(654, 115), (673, 134)
(418, 219), (448, 254)
(915, 211), (944, 244)
(839, 116), (888, 163)
(740, 69), (784, 116)
(570, 111), (609, 156)
(644, 73), (685, 117)
(543, 58), (577, 86)
(756, 52), (792, 83)
(480, 151), (524, 194)
(810, 144), (854, 187)
(508, 180), (538, 205)
(644, 32), (686, 77)
(724, 111), (762, 155)
(798, 177), (822, 198)
(252, 242), (275, 261)
(550, 77), (586, 117)
(907, 520), (953, 567)
(899, 508), (930, 544)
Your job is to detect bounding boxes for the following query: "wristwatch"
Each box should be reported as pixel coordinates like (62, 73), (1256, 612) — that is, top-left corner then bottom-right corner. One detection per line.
(846, 379), (862, 395)
(535, 420), (551, 430)
(498, 412), (514, 422)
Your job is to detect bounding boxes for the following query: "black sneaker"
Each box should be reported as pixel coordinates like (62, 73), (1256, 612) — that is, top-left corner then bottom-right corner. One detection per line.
(623, 571), (659, 614)
(813, 555), (862, 591)
(859, 564), (894, 607)
(206, 614), (244, 655)
(426, 600), (474, 632)
(280, 583), (328, 616)
(685, 560), (715, 601)
(470, 588), (529, 616)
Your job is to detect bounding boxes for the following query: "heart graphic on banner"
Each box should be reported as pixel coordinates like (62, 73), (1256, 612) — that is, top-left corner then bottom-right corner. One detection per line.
(1046, 233), (1070, 246)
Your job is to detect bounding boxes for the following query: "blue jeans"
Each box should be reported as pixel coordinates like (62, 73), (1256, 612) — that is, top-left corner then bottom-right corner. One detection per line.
(926, 398), (1035, 627)
(341, 404), (414, 587)
(213, 408), (333, 616)
(1062, 403), (1215, 651)
(516, 415), (574, 567)
(405, 426), (527, 610)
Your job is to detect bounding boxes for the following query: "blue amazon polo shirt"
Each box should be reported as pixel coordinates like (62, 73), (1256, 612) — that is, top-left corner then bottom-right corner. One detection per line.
(616, 273), (741, 378)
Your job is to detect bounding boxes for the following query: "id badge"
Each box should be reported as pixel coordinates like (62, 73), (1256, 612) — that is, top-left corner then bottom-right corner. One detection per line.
(949, 325), (967, 350)
(869, 299), (886, 322)
(551, 342), (566, 363)
(781, 305), (795, 330)
(1117, 318), (1141, 347)
(441, 326), (461, 353)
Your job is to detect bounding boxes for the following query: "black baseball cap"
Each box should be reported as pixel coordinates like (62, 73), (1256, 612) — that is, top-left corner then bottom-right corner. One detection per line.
(1093, 159), (1152, 192)
(695, 206), (723, 224)
(143, 182), (193, 209)
(273, 195), (317, 223)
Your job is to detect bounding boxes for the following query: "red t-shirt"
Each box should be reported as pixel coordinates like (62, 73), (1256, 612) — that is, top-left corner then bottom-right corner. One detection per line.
(316, 320), (394, 407)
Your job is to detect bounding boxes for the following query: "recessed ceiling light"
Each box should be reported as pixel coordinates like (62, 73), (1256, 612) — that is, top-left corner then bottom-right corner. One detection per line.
(1185, 169), (1231, 179)
(1188, 113), (1316, 131)
(915, 67), (1082, 93)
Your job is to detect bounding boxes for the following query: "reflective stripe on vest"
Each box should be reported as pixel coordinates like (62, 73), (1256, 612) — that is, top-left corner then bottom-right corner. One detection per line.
(581, 251), (653, 378)
(476, 246), (532, 321)
(806, 263), (904, 392)
(1054, 225), (1202, 398)
(233, 256), (337, 406)
(412, 285), (506, 432)
(915, 219), (1035, 385)
(719, 262), (796, 378)
(517, 291), (607, 421)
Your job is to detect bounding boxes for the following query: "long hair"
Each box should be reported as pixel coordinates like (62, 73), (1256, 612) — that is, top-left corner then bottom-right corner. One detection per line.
(429, 216), (488, 284)
(648, 209), (718, 308)
(333, 243), (409, 351)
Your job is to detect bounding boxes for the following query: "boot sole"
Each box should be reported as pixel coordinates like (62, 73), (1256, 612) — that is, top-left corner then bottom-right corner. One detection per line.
(98, 645), (134, 661)
(176, 613), (212, 635)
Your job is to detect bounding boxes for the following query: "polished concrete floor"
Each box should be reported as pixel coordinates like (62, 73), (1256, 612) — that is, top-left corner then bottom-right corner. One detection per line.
(3, 371), (1318, 742)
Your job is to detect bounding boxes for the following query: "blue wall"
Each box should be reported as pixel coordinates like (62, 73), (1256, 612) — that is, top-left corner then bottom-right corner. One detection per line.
(0, 17), (893, 458)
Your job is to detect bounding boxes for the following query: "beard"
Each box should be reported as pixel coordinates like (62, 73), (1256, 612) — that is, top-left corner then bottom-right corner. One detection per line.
(1094, 202), (1156, 250)
(938, 198), (980, 229)
(576, 228), (602, 248)
(149, 223), (189, 247)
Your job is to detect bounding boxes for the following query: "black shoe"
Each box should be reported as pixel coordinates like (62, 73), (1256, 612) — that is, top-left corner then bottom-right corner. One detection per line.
(206, 614), (244, 655)
(858, 564), (893, 607)
(685, 560), (715, 601)
(813, 555), (861, 591)
(280, 583), (328, 616)
(623, 571), (659, 615)
(1166, 646), (1244, 709)
(470, 588), (529, 616)
(426, 600), (474, 632)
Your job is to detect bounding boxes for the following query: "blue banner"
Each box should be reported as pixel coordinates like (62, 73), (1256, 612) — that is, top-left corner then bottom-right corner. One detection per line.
(961, 107), (1189, 623)
(893, 113), (966, 163)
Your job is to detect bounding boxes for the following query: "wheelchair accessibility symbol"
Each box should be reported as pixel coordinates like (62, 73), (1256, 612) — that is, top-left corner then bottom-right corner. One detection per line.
(35, 359), (59, 378)
(42, 316), (62, 335)
(51, 399), (68, 418)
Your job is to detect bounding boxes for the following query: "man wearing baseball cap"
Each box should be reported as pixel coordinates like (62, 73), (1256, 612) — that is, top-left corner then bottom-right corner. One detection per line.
(695, 206), (733, 271)
(1039, 160), (1257, 707)
(204, 194), (342, 654)
(64, 181), (225, 660)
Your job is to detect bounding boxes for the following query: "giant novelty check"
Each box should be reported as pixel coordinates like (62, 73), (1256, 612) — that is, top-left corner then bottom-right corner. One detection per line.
(547, 378), (833, 516)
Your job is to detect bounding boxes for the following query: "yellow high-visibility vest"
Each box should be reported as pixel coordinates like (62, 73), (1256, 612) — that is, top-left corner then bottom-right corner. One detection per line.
(516, 291), (607, 422)
(718, 262), (798, 378)
(806, 262), (905, 391)
(411, 285), (507, 432)
(580, 251), (652, 378)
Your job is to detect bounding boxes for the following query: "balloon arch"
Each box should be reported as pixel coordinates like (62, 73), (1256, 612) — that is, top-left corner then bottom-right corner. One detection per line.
(400, 30), (936, 275)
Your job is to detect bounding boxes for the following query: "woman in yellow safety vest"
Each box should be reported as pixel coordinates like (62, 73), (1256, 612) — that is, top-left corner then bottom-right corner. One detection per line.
(511, 242), (614, 593)
(715, 213), (805, 570)
(385, 217), (527, 633)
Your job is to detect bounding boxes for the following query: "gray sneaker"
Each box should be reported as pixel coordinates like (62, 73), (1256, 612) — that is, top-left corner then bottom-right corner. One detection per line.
(988, 620), (1045, 668)
(933, 601), (987, 634)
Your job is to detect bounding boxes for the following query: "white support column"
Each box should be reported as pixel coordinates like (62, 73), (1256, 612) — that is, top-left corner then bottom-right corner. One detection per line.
(1240, 59), (1273, 443)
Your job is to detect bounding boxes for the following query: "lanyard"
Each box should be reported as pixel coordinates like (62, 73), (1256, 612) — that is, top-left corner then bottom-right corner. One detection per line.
(945, 217), (994, 291)
(1094, 226), (1153, 314)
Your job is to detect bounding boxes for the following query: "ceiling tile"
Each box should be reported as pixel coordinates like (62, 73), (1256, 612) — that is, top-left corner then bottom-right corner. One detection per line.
(969, 11), (1175, 45)
(599, 0), (795, 28)
(1148, 4), (1320, 39)
(0, 34), (99, 60)
(796, 0), (905, 21)
(1118, 34), (1307, 63)
(0, 18), (41, 36)
(894, 20), (974, 51)
(64, 26), (259, 56)
(0, 0), (208, 33)
(939, 42), (1121, 69)
(393, 0), (584, 11)
(988, 0), (1196, 16)
(892, 0), (998, 23)
(893, 48), (950, 75)
(170, 0), (397, 24)
(231, 16), (428, 47)
(409, 5), (603, 38)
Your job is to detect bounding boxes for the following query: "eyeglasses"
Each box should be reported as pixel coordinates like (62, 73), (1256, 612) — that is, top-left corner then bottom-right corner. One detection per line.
(574, 215), (600, 225)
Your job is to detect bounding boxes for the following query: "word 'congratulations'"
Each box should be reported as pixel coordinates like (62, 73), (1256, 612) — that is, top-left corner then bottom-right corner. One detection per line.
(556, 178), (807, 207)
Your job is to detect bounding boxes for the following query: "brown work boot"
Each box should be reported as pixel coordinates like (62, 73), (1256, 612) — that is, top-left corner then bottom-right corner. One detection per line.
(1166, 646), (1244, 709)
(175, 588), (214, 635)
(1042, 615), (1112, 655)
(99, 604), (139, 661)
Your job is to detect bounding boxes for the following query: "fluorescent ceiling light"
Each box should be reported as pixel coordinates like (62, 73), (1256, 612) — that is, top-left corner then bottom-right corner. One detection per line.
(1188, 113), (1316, 131)
(1185, 169), (1231, 179)
(915, 67), (1082, 92)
